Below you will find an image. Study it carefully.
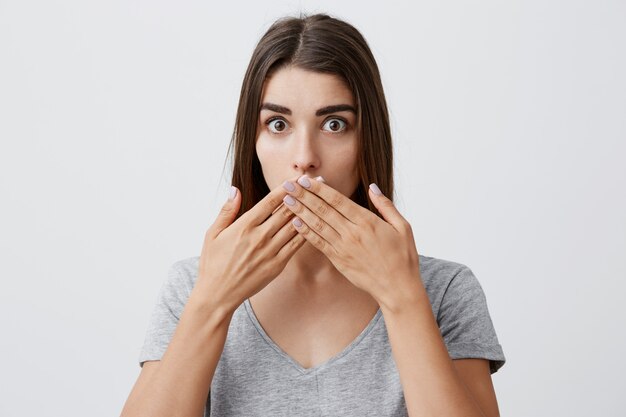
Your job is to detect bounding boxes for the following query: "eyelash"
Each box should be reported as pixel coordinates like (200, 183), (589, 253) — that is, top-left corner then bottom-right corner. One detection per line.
(264, 116), (349, 135)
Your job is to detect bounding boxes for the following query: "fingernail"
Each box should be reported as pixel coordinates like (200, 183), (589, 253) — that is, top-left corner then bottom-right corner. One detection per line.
(283, 195), (296, 206)
(369, 183), (382, 196)
(315, 176), (326, 183)
(297, 175), (311, 188)
(282, 181), (296, 192)
(229, 186), (237, 200)
(292, 217), (302, 227)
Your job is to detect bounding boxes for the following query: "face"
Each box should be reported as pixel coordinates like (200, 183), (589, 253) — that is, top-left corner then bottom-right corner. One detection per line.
(255, 65), (360, 200)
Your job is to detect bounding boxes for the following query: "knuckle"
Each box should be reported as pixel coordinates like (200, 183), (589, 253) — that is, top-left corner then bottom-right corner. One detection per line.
(291, 236), (303, 249)
(348, 227), (362, 243)
(263, 195), (281, 213)
(315, 201), (329, 218)
(304, 228), (315, 241)
(279, 205), (293, 219)
(300, 223), (309, 234)
(330, 193), (344, 209)
(286, 235), (303, 252)
(401, 221), (412, 235)
(312, 217), (325, 233)
(219, 204), (235, 216)
(234, 225), (246, 240)
(380, 199), (394, 209)
(254, 229), (269, 246)
(316, 236), (326, 251)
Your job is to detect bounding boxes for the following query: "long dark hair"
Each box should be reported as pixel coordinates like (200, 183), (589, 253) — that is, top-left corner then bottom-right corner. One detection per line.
(226, 13), (394, 221)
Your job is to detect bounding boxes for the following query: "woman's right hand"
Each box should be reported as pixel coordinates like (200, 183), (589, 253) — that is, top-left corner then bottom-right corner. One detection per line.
(190, 175), (306, 314)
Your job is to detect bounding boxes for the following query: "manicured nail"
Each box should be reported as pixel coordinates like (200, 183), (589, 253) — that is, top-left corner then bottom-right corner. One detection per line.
(369, 183), (382, 196)
(315, 176), (326, 183)
(229, 186), (237, 200)
(292, 217), (302, 227)
(282, 181), (295, 192)
(283, 195), (296, 206)
(297, 175), (311, 188)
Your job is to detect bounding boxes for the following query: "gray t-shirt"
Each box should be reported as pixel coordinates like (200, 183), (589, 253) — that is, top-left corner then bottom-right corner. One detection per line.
(138, 254), (506, 416)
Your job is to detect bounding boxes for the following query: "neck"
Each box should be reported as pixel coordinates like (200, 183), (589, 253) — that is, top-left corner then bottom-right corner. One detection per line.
(281, 241), (343, 287)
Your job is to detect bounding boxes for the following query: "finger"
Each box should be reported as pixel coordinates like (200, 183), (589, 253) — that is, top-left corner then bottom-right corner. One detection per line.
(283, 176), (351, 237)
(290, 216), (338, 259)
(292, 175), (370, 226)
(275, 229), (307, 261)
(241, 175), (302, 226)
(282, 192), (342, 245)
(208, 186), (241, 240)
(260, 201), (297, 238)
(268, 215), (301, 255)
(368, 183), (409, 233)
(271, 202), (284, 215)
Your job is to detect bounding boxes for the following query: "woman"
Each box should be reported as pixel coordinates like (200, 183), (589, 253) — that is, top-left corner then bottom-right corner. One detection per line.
(121, 13), (506, 417)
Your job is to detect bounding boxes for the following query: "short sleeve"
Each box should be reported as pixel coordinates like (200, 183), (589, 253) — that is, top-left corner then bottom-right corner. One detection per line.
(138, 262), (193, 367)
(436, 266), (506, 374)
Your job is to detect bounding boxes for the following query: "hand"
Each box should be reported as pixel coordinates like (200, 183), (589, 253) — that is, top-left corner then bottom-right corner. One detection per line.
(193, 175), (307, 314)
(281, 175), (424, 309)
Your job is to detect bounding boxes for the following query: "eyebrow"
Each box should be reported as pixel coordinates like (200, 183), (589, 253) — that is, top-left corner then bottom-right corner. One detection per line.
(260, 102), (357, 116)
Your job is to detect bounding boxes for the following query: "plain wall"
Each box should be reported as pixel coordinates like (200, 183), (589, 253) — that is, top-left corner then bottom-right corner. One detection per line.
(0, 0), (624, 416)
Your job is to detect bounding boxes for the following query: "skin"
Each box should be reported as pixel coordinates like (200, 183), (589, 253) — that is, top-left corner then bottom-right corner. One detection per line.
(279, 170), (500, 416)
(121, 64), (500, 417)
(120, 178), (310, 417)
(255, 65), (360, 288)
(257, 67), (501, 417)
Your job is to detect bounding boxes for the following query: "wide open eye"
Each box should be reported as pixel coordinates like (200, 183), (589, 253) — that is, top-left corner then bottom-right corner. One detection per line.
(266, 117), (289, 134)
(322, 118), (347, 133)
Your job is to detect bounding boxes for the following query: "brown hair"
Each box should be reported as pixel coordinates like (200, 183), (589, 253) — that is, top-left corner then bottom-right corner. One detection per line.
(225, 12), (394, 221)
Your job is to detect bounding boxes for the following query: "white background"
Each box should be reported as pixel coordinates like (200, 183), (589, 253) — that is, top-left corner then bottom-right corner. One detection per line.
(1, 1), (624, 416)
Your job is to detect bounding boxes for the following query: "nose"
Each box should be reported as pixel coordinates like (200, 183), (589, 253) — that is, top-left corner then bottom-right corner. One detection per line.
(292, 127), (320, 172)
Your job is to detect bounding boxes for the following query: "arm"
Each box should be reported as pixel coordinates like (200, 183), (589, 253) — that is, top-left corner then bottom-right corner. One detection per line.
(277, 177), (504, 415)
(120, 178), (308, 416)
(120, 284), (233, 417)
(453, 359), (500, 417)
(381, 281), (495, 417)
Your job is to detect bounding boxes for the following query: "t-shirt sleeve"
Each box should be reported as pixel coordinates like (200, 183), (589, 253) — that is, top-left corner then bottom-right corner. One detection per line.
(436, 265), (506, 374)
(138, 262), (193, 367)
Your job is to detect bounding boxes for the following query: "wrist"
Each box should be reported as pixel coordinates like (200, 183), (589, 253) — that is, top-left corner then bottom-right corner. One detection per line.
(378, 274), (429, 316)
(187, 285), (236, 327)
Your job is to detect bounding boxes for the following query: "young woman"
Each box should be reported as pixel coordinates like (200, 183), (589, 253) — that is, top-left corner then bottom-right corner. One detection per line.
(121, 13), (506, 417)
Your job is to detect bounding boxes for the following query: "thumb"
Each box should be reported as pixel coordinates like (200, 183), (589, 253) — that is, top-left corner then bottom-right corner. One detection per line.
(368, 183), (405, 232)
(209, 186), (241, 239)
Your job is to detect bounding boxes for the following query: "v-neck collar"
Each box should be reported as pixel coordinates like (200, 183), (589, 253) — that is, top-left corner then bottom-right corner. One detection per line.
(244, 298), (382, 375)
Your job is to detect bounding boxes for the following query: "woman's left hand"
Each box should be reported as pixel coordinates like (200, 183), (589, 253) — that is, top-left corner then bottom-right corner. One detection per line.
(281, 175), (425, 310)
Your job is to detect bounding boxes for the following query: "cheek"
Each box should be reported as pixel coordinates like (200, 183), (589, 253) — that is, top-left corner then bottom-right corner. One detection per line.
(338, 142), (358, 170)
(255, 135), (291, 181)
(255, 138), (265, 163)
(255, 135), (277, 164)
(332, 145), (360, 190)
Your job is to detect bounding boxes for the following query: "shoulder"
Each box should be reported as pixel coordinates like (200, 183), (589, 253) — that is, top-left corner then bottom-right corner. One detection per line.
(416, 253), (486, 314)
(417, 253), (476, 292)
(161, 256), (201, 298)
(170, 255), (201, 282)
(418, 254), (505, 373)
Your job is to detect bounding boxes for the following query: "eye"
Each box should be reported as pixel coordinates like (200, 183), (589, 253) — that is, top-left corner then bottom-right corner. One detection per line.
(322, 118), (347, 133)
(266, 117), (289, 134)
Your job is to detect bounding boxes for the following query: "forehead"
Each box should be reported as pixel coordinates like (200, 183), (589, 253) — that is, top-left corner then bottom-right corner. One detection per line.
(260, 66), (354, 110)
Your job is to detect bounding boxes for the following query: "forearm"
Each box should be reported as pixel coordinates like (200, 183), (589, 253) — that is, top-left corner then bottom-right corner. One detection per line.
(121, 285), (234, 417)
(381, 285), (484, 417)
